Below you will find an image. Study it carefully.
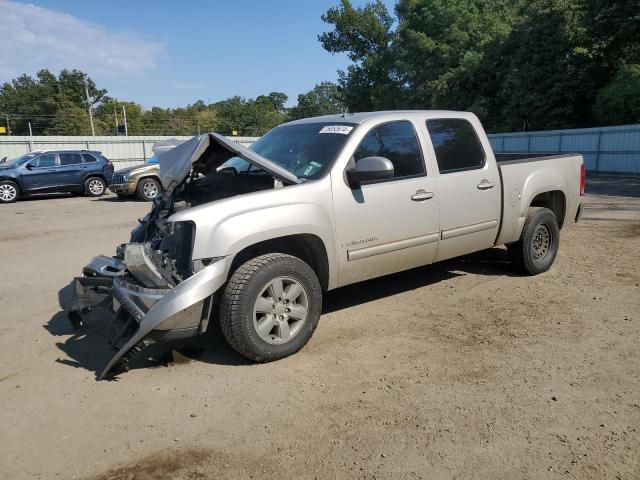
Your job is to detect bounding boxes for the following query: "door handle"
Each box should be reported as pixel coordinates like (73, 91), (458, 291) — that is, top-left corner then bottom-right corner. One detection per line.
(411, 189), (434, 201)
(477, 179), (495, 190)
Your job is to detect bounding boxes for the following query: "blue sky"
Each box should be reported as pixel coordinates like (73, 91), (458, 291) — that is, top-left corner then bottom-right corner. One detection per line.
(1, 0), (396, 108)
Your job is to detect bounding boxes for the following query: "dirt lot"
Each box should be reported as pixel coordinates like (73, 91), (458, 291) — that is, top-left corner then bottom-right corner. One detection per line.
(0, 177), (639, 480)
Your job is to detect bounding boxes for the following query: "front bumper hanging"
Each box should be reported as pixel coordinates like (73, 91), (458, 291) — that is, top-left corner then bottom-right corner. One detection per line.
(67, 254), (230, 379)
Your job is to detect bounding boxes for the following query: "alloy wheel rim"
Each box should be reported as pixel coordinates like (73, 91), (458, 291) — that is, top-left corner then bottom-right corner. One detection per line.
(532, 224), (551, 259)
(89, 179), (104, 195)
(252, 276), (309, 345)
(143, 181), (159, 199)
(0, 184), (17, 201)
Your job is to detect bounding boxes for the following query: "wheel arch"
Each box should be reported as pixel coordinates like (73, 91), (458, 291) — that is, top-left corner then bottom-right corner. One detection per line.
(0, 177), (21, 190)
(137, 174), (162, 185)
(229, 234), (330, 292)
(84, 173), (107, 183)
(529, 190), (566, 228)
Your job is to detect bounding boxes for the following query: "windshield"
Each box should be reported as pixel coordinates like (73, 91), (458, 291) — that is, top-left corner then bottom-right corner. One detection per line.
(224, 122), (356, 180)
(2, 153), (36, 167)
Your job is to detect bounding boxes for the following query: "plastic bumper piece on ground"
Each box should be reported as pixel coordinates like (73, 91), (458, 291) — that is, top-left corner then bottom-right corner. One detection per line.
(98, 257), (230, 380)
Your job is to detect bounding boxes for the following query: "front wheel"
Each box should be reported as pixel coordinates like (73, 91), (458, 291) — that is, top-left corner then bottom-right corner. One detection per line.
(0, 181), (20, 203)
(84, 177), (106, 197)
(219, 253), (322, 362)
(136, 177), (162, 201)
(510, 206), (560, 275)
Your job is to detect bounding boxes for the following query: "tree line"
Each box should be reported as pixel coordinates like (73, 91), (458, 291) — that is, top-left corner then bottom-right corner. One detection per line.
(321, 0), (639, 132)
(1, 0), (637, 137)
(0, 70), (343, 137)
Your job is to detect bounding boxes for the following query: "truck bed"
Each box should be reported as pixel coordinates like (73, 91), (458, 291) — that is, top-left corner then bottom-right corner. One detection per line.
(495, 153), (580, 164)
(494, 153), (583, 246)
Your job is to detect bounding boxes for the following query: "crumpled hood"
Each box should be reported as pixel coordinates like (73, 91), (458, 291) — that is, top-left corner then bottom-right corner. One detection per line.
(154, 133), (300, 193)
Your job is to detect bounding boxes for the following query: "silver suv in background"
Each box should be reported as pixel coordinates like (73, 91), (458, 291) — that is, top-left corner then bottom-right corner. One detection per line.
(68, 110), (585, 379)
(109, 155), (162, 201)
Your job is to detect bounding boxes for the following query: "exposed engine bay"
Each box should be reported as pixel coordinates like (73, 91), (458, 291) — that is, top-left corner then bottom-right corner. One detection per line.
(67, 133), (298, 379)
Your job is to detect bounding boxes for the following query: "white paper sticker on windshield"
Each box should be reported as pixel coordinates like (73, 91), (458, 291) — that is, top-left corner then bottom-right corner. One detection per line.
(319, 125), (353, 135)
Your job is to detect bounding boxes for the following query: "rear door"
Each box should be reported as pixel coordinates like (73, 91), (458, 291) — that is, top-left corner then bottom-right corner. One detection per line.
(20, 153), (58, 191)
(424, 118), (501, 262)
(56, 153), (87, 188)
(332, 119), (440, 286)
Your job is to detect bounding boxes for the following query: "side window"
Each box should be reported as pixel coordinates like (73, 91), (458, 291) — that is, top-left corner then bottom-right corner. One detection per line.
(354, 121), (425, 178)
(82, 153), (98, 163)
(59, 153), (83, 166)
(31, 154), (56, 168)
(426, 119), (485, 173)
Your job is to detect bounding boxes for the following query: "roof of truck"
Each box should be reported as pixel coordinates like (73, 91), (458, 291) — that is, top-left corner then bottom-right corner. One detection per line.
(283, 110), (476, 126)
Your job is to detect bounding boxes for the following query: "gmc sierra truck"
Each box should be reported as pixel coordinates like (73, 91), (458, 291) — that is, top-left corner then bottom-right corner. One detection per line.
(67, 111), (585, 379)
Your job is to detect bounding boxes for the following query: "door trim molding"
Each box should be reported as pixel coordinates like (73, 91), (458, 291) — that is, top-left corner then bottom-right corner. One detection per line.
(348, 232), (439, 261)
(441, 219), (498, 240)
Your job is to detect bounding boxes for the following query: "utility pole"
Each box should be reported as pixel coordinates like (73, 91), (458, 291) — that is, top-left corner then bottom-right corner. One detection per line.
(84, 75), (96, 136)
(122, 105), (128, 136)
(5, 114), (10, 135)
(114, 108), (119, 135)
(28, 121), (33, 151)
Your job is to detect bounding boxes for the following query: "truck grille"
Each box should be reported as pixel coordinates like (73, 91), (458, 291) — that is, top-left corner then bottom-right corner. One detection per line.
(111, 173), (127, 184)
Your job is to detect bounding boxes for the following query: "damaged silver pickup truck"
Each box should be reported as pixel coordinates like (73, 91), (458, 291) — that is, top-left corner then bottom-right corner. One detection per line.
(68, 111), (584, 379)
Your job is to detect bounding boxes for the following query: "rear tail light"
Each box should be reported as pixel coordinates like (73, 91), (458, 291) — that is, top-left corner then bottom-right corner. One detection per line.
(107, 160), (113, 168)
(579, 162), (585, 196)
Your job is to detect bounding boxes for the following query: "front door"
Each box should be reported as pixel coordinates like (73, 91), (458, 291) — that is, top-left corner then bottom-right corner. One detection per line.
(331, 120), (440, 287)
(20, 153), (58, 191)
(425, 118), (501, 262)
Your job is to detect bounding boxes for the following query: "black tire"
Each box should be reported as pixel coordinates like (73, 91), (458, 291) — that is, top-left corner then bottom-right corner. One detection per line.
(510, 207), (560, 275)
(0, 180), (20, 203)
(84, 176), (106, 197)
(220, 253), (322, 362)
(136, 177), (162, 201)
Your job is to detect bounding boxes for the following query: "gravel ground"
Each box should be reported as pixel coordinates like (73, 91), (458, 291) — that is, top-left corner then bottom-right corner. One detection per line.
(0, 176), (638, 480)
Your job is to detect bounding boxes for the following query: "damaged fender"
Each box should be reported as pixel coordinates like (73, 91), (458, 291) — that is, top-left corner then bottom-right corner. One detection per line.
(98, 255), (233, 379)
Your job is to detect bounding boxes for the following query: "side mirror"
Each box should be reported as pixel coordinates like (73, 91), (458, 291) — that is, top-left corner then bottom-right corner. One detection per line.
(346, 156), (394, 188)
(25, 163), (35, 170)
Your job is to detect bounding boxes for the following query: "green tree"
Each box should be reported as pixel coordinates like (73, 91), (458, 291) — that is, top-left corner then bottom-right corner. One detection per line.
(289, 82), (344, 120)
(319, 0), (400, 111)
(594, 64), (640, 125)
(0, 69), (106, 135)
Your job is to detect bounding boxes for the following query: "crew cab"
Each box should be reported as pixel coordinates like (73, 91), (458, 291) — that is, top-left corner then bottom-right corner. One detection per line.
(0, 150), (114, 203)
(68, 111), (585, 378)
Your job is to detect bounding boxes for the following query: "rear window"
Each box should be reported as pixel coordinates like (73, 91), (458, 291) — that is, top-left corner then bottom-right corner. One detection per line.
(426, 119), (485, 173)
(59, 153), (83, 166)
(82, 153), (98, 163)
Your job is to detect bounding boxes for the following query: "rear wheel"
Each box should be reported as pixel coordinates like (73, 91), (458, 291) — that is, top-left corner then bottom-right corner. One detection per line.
(136, 177), (161, 201)
(510, 207), (559, 275)
(84, 177), (106, 197)
(219, 253), (322, 362)
(0, 181), (20, 203)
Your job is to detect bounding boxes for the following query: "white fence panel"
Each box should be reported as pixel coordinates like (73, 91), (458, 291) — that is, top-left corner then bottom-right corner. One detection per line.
(489, 124), (640, 174)
(0, 135), (259, 170)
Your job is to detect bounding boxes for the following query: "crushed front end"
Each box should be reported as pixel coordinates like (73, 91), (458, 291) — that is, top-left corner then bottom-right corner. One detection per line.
(66, 133), (298, 379)
(69, 196), (228, 379)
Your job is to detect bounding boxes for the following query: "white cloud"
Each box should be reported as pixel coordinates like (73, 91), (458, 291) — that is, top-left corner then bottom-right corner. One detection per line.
(0, 1), (163, 81)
